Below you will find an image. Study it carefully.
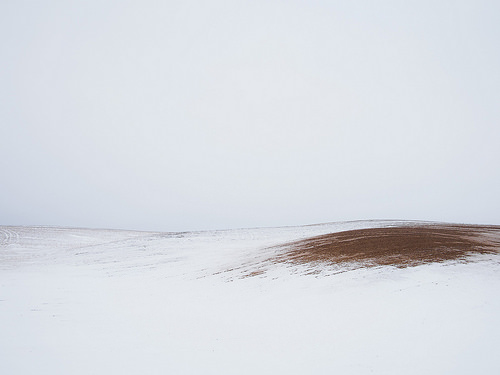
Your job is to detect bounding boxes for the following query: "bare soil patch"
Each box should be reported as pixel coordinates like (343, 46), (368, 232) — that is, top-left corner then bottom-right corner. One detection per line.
(270, 223), (500, 270)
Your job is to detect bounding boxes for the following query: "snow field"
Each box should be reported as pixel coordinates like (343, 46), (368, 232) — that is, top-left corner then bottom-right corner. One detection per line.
(1, 222), (499, 374)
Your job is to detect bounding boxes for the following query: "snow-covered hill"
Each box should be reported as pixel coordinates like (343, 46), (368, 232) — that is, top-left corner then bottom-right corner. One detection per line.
(1, 221), (499, 374)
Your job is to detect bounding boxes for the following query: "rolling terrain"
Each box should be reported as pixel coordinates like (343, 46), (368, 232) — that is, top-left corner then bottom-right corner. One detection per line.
(1, 221), (500, 374)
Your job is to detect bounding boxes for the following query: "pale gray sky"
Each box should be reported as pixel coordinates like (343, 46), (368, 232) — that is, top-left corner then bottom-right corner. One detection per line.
(1, 0), (499, 231)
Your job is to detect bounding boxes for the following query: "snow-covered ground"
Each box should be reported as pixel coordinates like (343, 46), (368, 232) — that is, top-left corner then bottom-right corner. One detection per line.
(1, 221), (499, 374)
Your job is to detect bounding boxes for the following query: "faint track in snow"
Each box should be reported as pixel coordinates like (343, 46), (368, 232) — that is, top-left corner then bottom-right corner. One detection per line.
(0, 227), (20, 247)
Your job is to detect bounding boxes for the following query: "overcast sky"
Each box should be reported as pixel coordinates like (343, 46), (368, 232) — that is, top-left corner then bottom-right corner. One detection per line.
(1, 0), (499, 231)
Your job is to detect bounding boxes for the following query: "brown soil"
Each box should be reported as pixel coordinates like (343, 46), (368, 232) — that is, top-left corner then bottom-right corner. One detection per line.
(270, 223), (500, 270)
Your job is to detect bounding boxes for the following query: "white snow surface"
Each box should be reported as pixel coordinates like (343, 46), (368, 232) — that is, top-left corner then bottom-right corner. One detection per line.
(1, 220), (499, 374)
